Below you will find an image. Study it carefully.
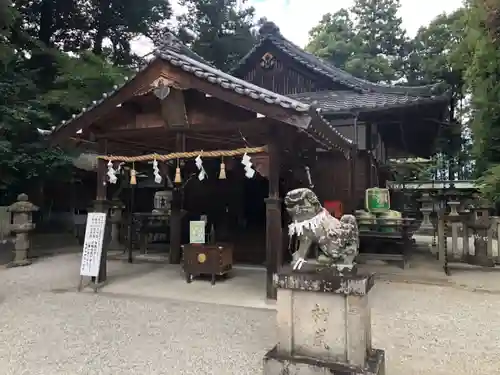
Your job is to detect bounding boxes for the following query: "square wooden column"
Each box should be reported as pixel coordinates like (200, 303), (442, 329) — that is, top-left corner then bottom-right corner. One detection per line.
(169, 132), (184, 264)
(93, 140), (108, 284)
(265, 126), (283, 300)
(349, 114), (359, 213)
(169, 186), (182, 264)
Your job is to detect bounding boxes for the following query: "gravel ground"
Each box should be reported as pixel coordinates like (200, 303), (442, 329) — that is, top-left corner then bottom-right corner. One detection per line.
(0, 255), (499, 375)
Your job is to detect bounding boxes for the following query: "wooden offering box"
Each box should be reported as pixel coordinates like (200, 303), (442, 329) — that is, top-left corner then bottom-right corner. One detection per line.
(183, 243), (233, 285)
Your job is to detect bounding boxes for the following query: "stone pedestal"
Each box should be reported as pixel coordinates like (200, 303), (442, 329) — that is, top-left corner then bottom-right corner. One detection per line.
(264, 267), (384, 375)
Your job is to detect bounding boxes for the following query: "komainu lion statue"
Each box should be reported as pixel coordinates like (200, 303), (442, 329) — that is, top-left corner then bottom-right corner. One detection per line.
(285, 188), (359, 271)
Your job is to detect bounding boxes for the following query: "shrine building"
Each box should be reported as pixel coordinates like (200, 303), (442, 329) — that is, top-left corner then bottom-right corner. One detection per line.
(48, 22), (450, 299)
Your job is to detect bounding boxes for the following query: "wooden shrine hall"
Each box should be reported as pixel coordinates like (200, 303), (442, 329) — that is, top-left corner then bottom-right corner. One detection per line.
(48, 24), (450, 300)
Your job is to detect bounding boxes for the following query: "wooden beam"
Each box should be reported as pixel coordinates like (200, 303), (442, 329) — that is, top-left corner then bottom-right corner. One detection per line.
(161, 88), (189, 129)
(96, 126), (167, 138)
(161, 64), (312, 130)
(51, 59), (165, 143)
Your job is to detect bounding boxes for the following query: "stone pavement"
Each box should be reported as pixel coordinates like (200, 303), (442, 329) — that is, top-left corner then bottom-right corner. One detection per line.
(0, 254), (499, 375)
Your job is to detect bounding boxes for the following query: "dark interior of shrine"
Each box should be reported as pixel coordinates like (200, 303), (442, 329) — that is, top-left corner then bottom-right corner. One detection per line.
(114, 158), (272, 265)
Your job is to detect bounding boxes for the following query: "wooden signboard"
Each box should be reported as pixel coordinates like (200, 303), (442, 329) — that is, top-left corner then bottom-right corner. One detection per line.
(80, 212), (107, 277)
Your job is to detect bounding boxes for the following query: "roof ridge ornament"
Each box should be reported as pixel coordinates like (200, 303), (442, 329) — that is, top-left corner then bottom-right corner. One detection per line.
(157, 30), (183, 53)
(259, 21), (281, 37)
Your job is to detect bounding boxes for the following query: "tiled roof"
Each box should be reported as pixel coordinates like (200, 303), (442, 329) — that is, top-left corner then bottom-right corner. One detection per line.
(51, 33), (354, 155)
(52, 33), (311, 134)
(231, 22), (448, 98)
(289, 90), (449, 114)
(156, 48), (311, 112)
(144, 49), (355, 153)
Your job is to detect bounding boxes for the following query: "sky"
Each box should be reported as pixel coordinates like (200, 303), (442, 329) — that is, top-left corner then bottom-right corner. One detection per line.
(131, 0), (464, 56)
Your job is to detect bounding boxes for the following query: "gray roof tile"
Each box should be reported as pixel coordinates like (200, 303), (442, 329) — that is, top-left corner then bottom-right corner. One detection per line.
(156, 48), (310, 112)
(52, 34), (354, 154)
(232, 22), (449, 98)
(289, 90), (449, 114)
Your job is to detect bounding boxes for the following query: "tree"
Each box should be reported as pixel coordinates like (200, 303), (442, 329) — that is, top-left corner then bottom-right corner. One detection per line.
(12, 0), (172, 66)
(176, 0), (257, 70)
(461, 0), (500, 200)
(349, 0), (408, 83)
(306, 0), (409, 83)
(408, 10), (468, 179)
(306, 10), (359, 69)
(0, 1), (131, 201)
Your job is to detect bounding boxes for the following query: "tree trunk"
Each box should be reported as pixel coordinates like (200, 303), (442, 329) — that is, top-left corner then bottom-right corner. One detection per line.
(92, 0), (111, 56)
(39, 0), (54, 46)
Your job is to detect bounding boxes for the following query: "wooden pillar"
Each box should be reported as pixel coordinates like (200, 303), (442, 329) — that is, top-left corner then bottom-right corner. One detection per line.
(93, 140), (108, 284)
(265, 125), (283, 300)
(349, 114), (359, 212)
(169, 132), (185, 264)
(366, 123), (373, 188)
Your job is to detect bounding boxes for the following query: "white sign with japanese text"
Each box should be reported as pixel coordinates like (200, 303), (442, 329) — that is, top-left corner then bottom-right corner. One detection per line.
(80, 212), (106, 277)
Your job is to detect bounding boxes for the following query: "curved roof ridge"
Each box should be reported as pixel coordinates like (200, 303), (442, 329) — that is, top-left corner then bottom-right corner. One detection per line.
(233, 21), (447, 97)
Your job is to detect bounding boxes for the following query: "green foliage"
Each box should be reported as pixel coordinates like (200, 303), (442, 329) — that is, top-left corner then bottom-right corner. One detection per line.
(477, 164), (500, 202)
(176, 0), (258, 71)
(42, 52), (130, 120)
(461, 0), (500, 177)
(409, 10), (466, 86)
(0, 0), (137, 199)
(12, 0), (172, 65)
(307, 1), (471, 180)
(306, 0), (408, 83)
(307, 10), (358, 69)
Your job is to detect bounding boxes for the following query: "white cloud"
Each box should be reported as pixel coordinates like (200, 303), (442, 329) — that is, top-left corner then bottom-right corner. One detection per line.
(131, 0), (464, 56)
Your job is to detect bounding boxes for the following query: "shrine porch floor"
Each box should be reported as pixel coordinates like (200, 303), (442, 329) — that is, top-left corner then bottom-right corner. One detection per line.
(0, 252), (499, 375)
(97, 248), (500, 309)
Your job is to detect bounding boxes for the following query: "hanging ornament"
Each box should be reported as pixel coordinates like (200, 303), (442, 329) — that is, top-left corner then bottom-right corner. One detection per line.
(195, 153), (207, 181)
(219, 157), (226, 179)
(152, 158), (162, 184)
(241, 153), (255, 178)
(107, 160), (118, 184)
(174, 159), (182, 183)
(130, 163), (137, 185)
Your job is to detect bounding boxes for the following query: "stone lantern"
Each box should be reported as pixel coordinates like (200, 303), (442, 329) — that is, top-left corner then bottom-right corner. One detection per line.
(7, 193), (38, 267)
(417, 192), (434, 235)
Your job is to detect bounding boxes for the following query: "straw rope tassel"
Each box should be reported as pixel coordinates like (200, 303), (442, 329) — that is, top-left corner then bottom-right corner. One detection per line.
(174, 159), (182, 183)
(130, 163), (137, 185)
(219, 157), (226, 179)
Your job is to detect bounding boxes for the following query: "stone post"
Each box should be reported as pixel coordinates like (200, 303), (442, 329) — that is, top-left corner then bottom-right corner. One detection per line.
(468, 203), (495, 267)
(108, 200), (124, 251)
(447, 201), (461, 260)
(263, 267), (385, 375)
(7, 194), (38, 267)
(417, 192), (434, 235)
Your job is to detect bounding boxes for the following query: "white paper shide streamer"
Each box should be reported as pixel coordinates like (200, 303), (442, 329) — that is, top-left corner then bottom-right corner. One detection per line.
(195, 154), (207, 181)
(288, 209), (328, 237)
(241, 153), (255, 178)
(107, 161), (117, 184)
(153, 158), (162, 184)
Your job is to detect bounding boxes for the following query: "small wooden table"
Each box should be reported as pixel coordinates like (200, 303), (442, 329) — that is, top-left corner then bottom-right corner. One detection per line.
(182, 243), (233, 285)
(358, 218), (417, 269)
